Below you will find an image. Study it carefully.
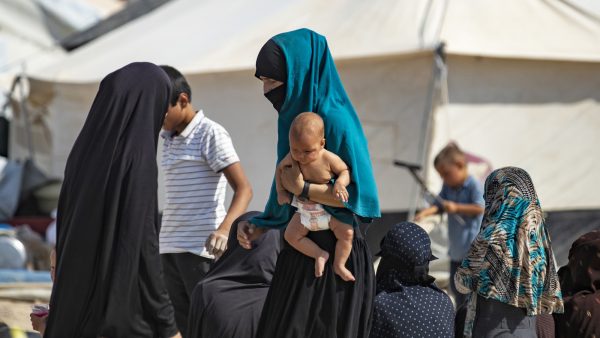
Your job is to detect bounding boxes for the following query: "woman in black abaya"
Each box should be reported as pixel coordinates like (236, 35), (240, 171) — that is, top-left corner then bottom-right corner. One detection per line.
(44, 63), (180, 338)
(187, 212), (282, 338)
(238, 29), (380, 338)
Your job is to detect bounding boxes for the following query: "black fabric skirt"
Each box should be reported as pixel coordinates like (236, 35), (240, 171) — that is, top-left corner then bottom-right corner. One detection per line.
(187, 212), (282, 338)
(473, 295), (537, 338)
(255, 226), (375, 338)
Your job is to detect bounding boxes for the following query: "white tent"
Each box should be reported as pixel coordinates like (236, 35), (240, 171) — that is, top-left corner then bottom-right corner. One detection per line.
(18, 0), (447, 212)
(14, 0), (600, 216)
(428, 0), (600, 211)
(0, 0), (118, 78)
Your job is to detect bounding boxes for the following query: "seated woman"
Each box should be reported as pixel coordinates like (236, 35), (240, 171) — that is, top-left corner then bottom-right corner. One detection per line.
(553, 230), (600, 338)
(371, 221), (455, 338)
(186, 212), (281, 338)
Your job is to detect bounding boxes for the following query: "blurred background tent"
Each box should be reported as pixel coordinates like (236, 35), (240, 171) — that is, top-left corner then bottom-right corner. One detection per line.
(5, 0), (600, 265)
(0, 0), (169, 221)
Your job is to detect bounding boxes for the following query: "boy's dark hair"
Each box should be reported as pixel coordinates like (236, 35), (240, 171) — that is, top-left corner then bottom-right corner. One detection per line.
(160, 65), (192, 106)
(434, 142), (465, 167)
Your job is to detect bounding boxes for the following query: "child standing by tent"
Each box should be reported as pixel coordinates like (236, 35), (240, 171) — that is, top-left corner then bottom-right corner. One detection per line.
(415, 143), (484, 307)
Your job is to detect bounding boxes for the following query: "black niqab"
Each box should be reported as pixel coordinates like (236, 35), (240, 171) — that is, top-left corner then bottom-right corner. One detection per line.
(44, 62), (177, 338)
(255, 39), (287, 112)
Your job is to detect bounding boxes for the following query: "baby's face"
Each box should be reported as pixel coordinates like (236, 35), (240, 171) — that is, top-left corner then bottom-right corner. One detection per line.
(290, 134), (324, 165)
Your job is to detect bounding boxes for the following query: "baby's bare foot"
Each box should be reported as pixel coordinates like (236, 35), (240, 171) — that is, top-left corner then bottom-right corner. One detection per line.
(334, 264), (355, 282)
(315, 252), (329, 277)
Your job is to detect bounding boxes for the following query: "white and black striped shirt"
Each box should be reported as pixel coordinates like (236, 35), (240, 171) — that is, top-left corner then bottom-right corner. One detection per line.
(159, 110), (239, 258)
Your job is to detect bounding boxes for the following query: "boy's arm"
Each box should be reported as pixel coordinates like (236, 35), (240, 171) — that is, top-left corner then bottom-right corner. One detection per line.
(414, 205), (439, 221)
(206, 162), (253, 256)
(444, 201), (484, 216)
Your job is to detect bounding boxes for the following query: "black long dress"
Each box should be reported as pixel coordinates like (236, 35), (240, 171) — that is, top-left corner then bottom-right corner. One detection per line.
(44, 63), (177, 338)
(256, 227), (375, 338)
(187, 212), (282, 338)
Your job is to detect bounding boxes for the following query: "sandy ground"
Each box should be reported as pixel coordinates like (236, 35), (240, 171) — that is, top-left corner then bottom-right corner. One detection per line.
(0, 299), (39, 332)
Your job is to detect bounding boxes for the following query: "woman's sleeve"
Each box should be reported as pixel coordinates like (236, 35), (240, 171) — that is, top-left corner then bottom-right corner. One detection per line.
(250, 179), (295, 229)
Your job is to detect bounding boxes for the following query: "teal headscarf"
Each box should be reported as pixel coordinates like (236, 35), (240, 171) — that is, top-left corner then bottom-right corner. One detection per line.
(251, 28), (380, 229)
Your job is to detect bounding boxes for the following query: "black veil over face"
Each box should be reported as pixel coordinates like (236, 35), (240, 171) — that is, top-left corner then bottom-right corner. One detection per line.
(45, 62), (178, 338)
(255, 39), (287, 112)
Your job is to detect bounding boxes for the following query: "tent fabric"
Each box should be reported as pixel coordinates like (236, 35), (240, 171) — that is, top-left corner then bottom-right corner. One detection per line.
(428, 56), (600, 210)
(28, 0), (445, 82)
(441, 0), (600, 62)
(0, 0), (66, 77)
(61, 0), (171, 51)
(11, 0), (600, 214)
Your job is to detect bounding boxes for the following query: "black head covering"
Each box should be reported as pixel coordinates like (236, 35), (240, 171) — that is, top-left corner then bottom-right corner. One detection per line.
(371, 222), (454, 338)
(554, 230), (600, 338)
(376, 221), (437, 290)
(255, 39), (287, 112)
(255, 39), (287, 82)
(45, 62), (178, 338)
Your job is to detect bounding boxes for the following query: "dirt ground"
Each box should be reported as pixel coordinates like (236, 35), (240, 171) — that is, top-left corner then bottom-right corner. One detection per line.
(0, 299), (39, 332)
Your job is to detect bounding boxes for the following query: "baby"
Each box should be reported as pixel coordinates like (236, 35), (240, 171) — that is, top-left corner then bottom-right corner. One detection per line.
(277, 112), (355, 282)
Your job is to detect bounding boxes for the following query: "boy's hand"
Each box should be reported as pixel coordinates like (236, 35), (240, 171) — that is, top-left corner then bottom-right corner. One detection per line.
(443, 201), (458, 214)
(333, 182), (349, 203)
(277, 190), (292, 205)
(414, 212), (424, 221)
(205, 229), (229, 257)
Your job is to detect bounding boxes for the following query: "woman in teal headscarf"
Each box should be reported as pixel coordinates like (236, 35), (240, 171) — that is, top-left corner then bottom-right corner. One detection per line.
(237, 28), (380, 337)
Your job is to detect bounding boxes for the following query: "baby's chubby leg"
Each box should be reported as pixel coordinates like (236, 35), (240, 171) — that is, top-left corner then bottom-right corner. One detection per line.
(284, 214), (329, 277)
(329, 219), (355, 282)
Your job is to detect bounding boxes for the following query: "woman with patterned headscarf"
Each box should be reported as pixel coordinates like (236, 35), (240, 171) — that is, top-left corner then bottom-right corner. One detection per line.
(553, 230), (600, 338)
(454, 167), (563, 338)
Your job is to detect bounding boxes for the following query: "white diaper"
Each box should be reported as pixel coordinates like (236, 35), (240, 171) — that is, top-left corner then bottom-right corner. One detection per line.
(291, 196), (331, 231)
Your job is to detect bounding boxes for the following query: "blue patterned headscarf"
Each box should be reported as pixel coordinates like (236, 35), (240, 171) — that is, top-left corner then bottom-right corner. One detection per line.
(454, 167), (563, 337)
(250, 29), (380, 228)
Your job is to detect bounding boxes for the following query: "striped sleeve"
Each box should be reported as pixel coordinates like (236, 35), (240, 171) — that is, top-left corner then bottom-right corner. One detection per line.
(202, 122), (240, 173)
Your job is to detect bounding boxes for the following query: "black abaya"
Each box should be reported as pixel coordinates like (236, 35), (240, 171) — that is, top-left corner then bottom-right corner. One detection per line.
(187, 212), (282, 338)
(256, 228), (375, 338)
(44, 63), (177, 338)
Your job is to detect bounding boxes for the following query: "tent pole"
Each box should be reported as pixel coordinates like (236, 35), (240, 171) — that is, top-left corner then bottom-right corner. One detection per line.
(16, 67), (35, 161)
(408, 43), (446, 221)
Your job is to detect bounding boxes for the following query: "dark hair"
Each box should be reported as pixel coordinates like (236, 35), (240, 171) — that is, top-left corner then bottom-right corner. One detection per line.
(433, 142), (465, 167)
(159, 65), (192, 106)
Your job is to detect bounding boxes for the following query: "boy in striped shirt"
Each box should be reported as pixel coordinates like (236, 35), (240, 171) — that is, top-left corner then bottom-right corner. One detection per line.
(158, 65), (253, 336)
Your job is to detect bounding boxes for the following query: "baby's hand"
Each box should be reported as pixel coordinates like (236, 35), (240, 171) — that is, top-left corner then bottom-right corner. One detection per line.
(334, 183), (349, 203)
(277, 190), (292, 205)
